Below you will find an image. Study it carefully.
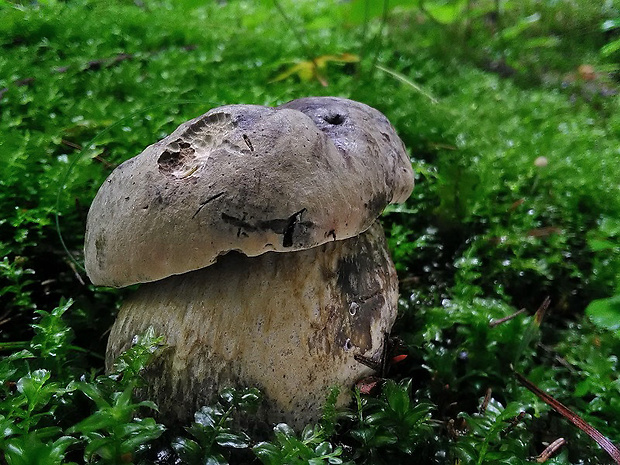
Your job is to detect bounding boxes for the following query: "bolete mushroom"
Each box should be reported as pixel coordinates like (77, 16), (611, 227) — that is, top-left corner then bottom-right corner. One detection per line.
(85, 97), (414, 429)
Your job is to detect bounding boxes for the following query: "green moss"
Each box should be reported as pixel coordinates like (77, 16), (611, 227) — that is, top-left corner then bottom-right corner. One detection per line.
(0, 0), (618, 463)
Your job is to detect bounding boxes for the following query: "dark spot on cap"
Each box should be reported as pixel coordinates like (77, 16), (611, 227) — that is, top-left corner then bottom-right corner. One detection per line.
(323, 113), (345, 125)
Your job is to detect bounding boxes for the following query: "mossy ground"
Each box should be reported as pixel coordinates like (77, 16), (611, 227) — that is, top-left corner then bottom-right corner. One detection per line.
(1, 0), (619, 463)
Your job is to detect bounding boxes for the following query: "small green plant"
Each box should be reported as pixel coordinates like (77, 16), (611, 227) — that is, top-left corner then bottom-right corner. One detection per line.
(68, 380), (165, 464)
(454, 398), (531, 464)
(254, 423), (348, 465)
(0, 256), (35, 317)
(0, 363), (76, 464)
(172, 387), (260, 464)
(2, 432), (78, 465)
(108, 326), (165, 382)
(0, 357), (80, 465)
(65, 327), (166, 463)
(0, 304), (166, 465)
(0, 302), (78, 461)
(348, 379), (434, 462)
(30, 300), (77, 375)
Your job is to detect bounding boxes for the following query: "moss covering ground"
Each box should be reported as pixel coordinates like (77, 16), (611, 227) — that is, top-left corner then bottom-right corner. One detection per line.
(1, 0), (619, 463)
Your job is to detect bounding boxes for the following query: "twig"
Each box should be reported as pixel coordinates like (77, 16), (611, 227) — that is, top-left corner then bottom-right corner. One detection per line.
(61, 139), (83, 151)
(489, 308), (526, 327)
(501, 411), (526, 437)
(535, 438), (566, 463)
(537, 343), (579, 375)
(513, 297), (550, 367)
(478, 387), (492, 414)
(515, 371), (620, 464)
(534, 296), (550, 325)
(67, 260), (86, 286)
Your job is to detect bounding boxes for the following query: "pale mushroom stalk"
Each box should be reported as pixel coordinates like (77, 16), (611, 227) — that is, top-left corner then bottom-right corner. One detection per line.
(85, 97), (414, 428)
(106, 221), (397, 429)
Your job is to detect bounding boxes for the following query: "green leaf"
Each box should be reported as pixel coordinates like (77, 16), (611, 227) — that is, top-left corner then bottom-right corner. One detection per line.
(253, 441), (283, 465)
(16, 369), (58, 411)
(114, 380), (136, 408)
(384, 379), (411, 414)
(68, 410), (117, 434)
(404, 402), (434, 426)
(601, 18), (620, 31)
(501, 13), (541, 40)
(205, 454), (228, 465)
(601, 39), (620, 57)
(369, 433), (398, 447)
(219, 387), (236, 405)
(71, 381), (109, 409)
(301, 423), (319, 442)
(23, 426), (63, 441)
(586, 295), (620, 337)
(522, 36), (561, 49)
(4, 433), (78, 465)
(423, 0), (468, 24)
(273, 422), (296, 439)
(119, 419), (165, 450)
(171, 436), (201, 458)
(83, 434), (113, 461)
(238, 388), (261, 412)
(135, 399), (159, 411)
(588, 238), (619, 252)
(215, 431), (250, 449)
(453, 440), (479, 463)
(349, 427), (375, 443)
(314, 440), (333, 456)
(194, 406), (218, 428)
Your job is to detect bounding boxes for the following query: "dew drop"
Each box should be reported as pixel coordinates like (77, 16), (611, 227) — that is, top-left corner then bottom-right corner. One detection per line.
(349, 302), (360, 316)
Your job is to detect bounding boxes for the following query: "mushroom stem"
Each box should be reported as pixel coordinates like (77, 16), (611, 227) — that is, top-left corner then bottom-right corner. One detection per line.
(106, 221), (398, 429)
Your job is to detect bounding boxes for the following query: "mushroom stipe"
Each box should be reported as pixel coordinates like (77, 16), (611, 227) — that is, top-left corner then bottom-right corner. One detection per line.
(107, 221), (398, 430)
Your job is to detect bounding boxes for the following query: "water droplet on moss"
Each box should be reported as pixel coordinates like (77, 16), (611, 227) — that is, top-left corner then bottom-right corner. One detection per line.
(349, 302), (359, 316)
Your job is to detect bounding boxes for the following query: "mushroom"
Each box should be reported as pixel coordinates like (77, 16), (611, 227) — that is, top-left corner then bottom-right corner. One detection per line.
(85, 97), (414, 430)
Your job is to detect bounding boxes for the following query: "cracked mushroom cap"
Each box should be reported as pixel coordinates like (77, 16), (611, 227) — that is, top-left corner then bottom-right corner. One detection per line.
(84, 97), (414, 287)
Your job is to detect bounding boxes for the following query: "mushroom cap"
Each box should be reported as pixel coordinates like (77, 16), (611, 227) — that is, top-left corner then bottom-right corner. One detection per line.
(84, 97), (414, 287)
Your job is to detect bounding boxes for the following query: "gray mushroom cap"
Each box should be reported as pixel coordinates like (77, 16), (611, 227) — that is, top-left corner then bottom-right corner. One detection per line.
(84, 97), (414, 287)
